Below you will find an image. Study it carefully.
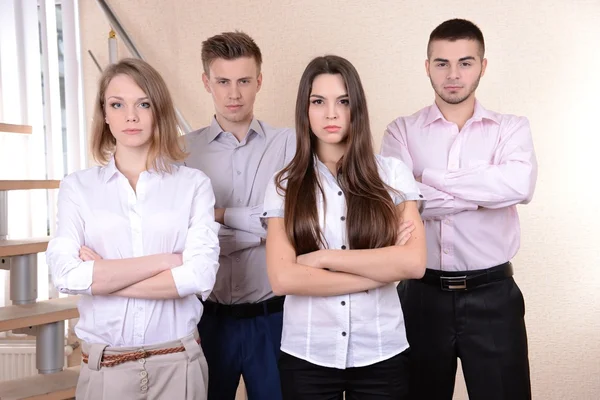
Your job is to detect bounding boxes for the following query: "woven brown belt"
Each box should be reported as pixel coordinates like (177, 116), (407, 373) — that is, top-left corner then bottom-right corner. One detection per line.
(82, 339), (201, 368)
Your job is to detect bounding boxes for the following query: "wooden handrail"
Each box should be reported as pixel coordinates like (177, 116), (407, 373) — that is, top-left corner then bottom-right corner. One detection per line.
(0, 180), (60, 191)
(0, 123), (32, 135)
(0, 366), (79, 400)
(0, 238), (51, 258)
(0, 296), (80, 333)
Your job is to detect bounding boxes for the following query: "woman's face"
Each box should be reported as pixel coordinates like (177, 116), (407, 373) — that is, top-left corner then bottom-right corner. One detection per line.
(308, 73), (350, 146)
(104, 74), (154, 152)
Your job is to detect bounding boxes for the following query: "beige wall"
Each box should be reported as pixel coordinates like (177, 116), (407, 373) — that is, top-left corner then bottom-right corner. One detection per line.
(78, 0), (600, 398)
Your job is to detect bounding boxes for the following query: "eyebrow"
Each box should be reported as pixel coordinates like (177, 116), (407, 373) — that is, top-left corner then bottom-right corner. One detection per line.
(106, 96), (149, 102)
(433, 56), (476, 62)
(309, 94), (349, 100)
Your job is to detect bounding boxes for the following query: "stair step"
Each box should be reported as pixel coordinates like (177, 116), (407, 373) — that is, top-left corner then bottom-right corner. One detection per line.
(0, 366), (79, 400)
(0, 238), (51, 258)
(0, 123), (32, 135)
(0, 180), (60, 191)
(0, 296), (80, 333)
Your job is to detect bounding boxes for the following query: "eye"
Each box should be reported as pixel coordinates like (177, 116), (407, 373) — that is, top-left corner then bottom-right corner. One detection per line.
(139, 102), (151, 109)
(109, 102), (122, 109)
(461, 62), (472, 67)
(339, 99), (350, 106)
(240, 79), (250, 84)
(436, 63), (447, 68)
(217, 80), (228, 85)
(311, 99), (323, 105)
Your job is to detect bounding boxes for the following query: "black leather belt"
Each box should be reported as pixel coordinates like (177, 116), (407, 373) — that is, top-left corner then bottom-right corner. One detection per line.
(420, 262), (513, 291)
(202, 296), (285, 319)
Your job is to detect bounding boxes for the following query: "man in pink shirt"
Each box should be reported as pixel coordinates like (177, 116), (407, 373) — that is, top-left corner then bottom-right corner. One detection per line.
(381, 19), (537, 400)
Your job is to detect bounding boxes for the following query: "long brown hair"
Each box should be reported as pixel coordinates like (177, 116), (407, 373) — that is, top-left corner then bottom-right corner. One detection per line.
(276, 55), (402, 255)
(91, 58), (186, 173)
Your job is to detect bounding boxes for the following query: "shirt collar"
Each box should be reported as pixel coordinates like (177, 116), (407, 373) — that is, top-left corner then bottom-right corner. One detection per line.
(206, 116), (265, 143)
(422, 99), (501, 128)
(101, 156), (119, 183)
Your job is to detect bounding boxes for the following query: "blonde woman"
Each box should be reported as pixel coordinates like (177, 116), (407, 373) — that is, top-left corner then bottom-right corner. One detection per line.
(46, 58), (219, 399)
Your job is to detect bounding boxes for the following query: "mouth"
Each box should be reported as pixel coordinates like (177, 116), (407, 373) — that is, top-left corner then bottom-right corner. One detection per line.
(324, 125), (342, 133)
(444, 86), (463, 91)
(122, 129), (142, 135)
(226, 105), (243, 111)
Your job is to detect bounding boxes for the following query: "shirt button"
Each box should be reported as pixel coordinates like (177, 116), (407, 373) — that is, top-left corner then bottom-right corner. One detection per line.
(444, 219), (451, 225)
(141, 385), (148, 391)
(340, 216), (346, 221)
(337, 191), (342, 196)
(443, 249), (449, 254)
(341, 301), (346, 306)
(263, 212), (267, 216)
(341, 245), (347, 250)
(235, 257), (241, 262)
(419, 194), (424, 198)
(141, 378), (148, 385)
(140, 371), (147, 378)
(237, 170), (241, 175)
(341, 332), (347, 337)
(237, 199), (242, 203)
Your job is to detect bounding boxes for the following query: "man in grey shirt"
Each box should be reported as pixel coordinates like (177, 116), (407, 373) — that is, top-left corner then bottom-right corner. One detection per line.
(184, 32), (295, 400)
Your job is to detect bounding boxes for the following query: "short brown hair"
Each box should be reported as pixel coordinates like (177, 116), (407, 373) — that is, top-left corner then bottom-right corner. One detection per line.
(427, 19), (485, 59)
(201, 31), (262, 75)
(90, 58), (186, 173)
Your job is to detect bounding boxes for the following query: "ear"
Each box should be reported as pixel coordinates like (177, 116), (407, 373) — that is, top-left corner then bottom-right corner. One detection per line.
(202, 73), (211, 93)
(480, 58), (488, 78)
(256, 72), (263, 92)
(425, 59), (430, 78)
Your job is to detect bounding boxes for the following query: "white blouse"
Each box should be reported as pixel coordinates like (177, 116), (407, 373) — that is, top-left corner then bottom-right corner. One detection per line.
(46, 158), (220, 347)
(262, 155), (423, 369)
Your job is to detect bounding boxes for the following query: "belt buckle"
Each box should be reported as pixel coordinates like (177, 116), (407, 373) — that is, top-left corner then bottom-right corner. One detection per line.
(440, 275), (467, 291)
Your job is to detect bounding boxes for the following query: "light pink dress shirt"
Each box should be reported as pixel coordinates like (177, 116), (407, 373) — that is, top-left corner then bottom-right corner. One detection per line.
(381, 101), (537, 271)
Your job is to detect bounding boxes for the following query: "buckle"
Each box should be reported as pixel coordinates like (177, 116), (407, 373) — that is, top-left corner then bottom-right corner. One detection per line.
(440, 275), (467, 291)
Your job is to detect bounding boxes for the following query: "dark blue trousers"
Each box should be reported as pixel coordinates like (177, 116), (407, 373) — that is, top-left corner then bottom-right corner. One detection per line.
(198, 310), (283, 400)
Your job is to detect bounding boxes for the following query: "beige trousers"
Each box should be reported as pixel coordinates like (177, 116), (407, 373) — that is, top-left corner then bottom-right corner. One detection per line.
(76, 331), (208, 400)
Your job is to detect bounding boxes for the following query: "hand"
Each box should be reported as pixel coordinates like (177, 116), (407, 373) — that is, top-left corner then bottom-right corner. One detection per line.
(396, 220), (415, 246)
(79, 246), (103, 261)
(214, 208), (226, 224)
(296, 250), (324, 269)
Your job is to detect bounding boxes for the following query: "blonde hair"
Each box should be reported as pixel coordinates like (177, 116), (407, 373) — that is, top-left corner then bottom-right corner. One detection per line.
(90, 58), (186, 173)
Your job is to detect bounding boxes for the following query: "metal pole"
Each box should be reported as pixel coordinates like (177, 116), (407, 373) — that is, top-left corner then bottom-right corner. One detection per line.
(9, 254), (37, 304)
(36, 321), (65, 374)
(0, 191), (7, 240)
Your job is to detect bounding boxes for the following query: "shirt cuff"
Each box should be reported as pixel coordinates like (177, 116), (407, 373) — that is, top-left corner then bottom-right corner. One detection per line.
(170, 265), (200, 298)
(422, 168), (447, 191)
(454, 197), (478, 211)
(60, 260), (94, 295)
(224, 207), (250, 232)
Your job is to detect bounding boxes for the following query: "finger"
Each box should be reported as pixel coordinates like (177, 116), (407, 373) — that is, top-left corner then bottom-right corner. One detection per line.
(397, 232), (412, 246)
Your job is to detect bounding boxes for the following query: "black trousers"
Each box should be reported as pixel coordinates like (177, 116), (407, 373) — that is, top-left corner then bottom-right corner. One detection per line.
(398, 275), (531, 400)
(279, 350), (410, 400)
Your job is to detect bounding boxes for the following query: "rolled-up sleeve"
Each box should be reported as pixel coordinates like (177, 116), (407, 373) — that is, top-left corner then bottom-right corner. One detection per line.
(46, 176), (94, 295)
(170, 173), (221, 300)
(260, 172), (286, 230)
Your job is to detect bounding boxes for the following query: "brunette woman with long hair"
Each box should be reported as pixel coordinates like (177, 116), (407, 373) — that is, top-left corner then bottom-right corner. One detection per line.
(262, 55), (427, 399)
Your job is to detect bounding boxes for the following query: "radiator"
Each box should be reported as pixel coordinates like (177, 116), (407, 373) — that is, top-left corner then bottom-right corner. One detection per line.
(0, 341), (37, 382)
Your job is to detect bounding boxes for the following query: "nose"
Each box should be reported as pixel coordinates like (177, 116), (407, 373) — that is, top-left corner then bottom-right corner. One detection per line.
(126, 109), (139, 123)
(326, 103), (338, 120)
(229, 84), (241, 99)
(447, 64), (460, 80)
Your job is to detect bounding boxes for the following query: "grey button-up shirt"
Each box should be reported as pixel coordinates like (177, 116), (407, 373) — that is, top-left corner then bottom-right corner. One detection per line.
(184, 117), (296, 304)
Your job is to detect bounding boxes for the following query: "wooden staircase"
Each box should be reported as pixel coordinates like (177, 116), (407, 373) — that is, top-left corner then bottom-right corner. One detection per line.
(0, 123), (79, 399)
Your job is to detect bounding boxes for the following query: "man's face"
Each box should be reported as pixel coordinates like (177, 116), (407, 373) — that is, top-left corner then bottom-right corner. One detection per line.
(426, 39), (487, 105)
(202, 57), (262, 128)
